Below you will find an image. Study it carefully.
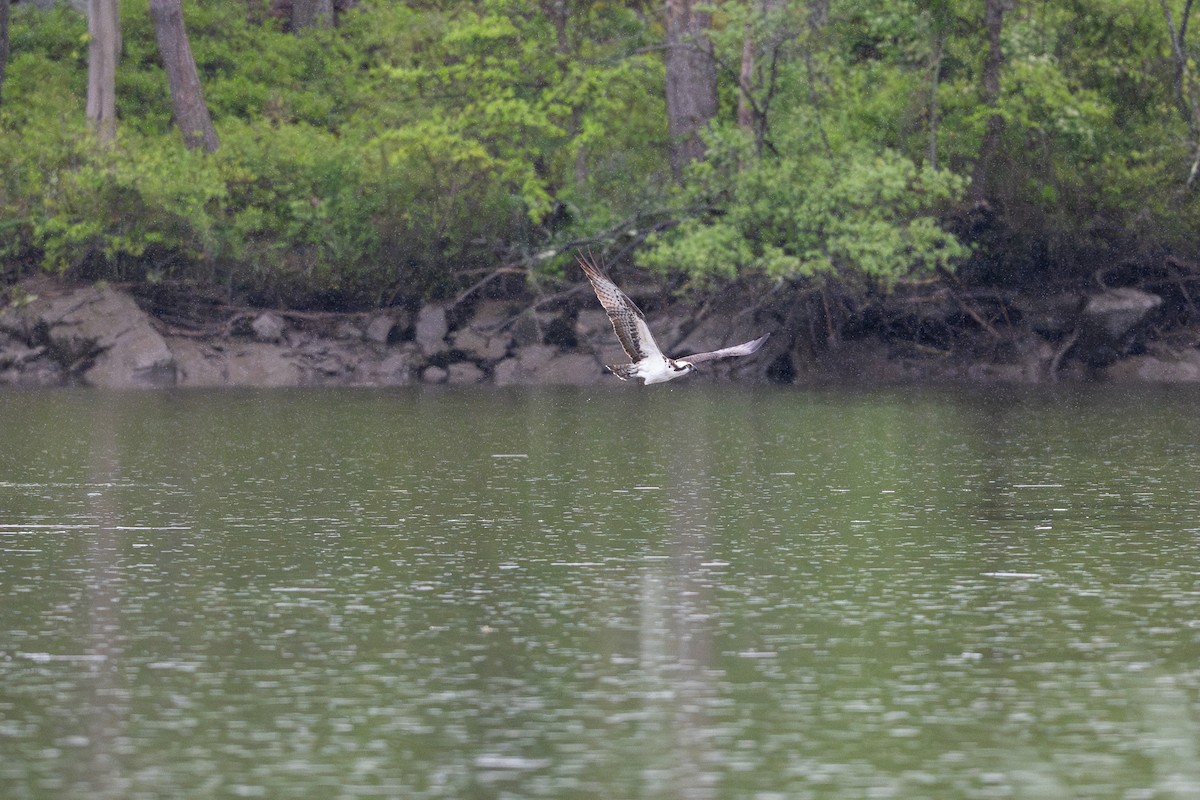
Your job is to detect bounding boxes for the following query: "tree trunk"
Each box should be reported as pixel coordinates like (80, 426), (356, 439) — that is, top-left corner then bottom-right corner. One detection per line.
(926, 31), (945, 171)
(664, 0), (717, 180)
(807, 0), (829, 29)
(970, 0), (1008, 201)
(292, 0), (334, 30)
(149, 0), (218, 153)
(737, 25), (754, 131)
(0, 0), (10, 107)
(1160, 0), (1200, 184)
(86, 0), (120, 145)
(735, 0), (790, 154)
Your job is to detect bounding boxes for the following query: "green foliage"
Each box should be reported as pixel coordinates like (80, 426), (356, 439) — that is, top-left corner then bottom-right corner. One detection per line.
(642, 0), (968, 288)
(2, 0), (1200, 306)
(641, 128), (968, 286)
(211, 120), (395, 305)
(33, 134), (227, 277)
(374, 0), (667, 225)
(0, 0), (668, 306)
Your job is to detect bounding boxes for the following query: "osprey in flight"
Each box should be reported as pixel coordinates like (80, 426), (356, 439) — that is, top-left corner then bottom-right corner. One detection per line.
(578, 254), (770, 384)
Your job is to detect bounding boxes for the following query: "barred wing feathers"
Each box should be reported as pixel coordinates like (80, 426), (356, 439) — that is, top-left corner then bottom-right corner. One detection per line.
(577, 255), (663, 362)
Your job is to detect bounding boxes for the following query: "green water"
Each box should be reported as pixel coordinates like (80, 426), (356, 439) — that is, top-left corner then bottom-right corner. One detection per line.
(1, 386), (1199, 799)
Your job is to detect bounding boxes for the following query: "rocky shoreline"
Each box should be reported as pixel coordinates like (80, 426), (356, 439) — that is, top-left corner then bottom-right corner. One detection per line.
(2, 276), (1200, 388)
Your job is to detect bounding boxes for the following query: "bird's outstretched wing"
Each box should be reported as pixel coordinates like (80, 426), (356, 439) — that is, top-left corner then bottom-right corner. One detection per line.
(679, 333), (771, 364)
(577, 254), (663, 362)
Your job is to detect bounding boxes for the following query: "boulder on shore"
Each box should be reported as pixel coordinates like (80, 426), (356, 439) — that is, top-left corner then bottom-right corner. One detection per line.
(414, 304), (449, 355)
(1, 285), (175, 388)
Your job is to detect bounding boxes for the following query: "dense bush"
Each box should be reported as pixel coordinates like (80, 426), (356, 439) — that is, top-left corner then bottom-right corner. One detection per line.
(2, 0), (1199, 306)
(0, 0), (667, 306)
(640, 127), (969, 287)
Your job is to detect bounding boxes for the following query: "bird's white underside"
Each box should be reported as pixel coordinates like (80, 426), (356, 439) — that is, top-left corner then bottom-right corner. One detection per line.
(634, 357), (692, 385)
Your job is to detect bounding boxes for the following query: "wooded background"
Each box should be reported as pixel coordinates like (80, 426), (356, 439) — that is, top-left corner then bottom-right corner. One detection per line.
(0, 0), (1197, 310)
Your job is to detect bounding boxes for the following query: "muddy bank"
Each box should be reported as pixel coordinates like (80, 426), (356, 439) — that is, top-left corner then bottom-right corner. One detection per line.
(2, 275), (1199, 389)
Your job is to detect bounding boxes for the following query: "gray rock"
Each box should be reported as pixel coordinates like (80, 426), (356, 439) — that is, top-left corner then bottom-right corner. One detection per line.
(1100, 348), (1200, 382)
(516, 344), (557, 369)
(538, 353), (605, 385)
(415, 305), (449, 354)
(492, 358), (523, 386)
(169, 339), (228, 387)
(493, 345), (596, 386)
(469, 300), (518, 329)
(172, 334), (422, 388)
(0, 343), (46, 368)
(306, 354), (353, 383)
(447, 361), (485, 384)
(223, 344), (304, 387)
(1063, 287), (1164, 368)
(509, 314), (541, 347)
(452, 327), (510, 361)
(506, 311), (575, 348)
(251, 312), (287, 343)
(364, 314), (398, 344)
(372, 351), (417, 385)
(1081, 288), (1162, 340)
(4, 286), (177, 388)
(171, 340), (304, 387)
(421, 364), (448, 384)
(0, 340), (61, 386)
(335, 321), (364, 340)
(176, 335), (381, 388)
(450, 327), (483, 352)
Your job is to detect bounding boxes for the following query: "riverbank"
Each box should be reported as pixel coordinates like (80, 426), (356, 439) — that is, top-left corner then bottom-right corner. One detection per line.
(2, 274), (1199, 388)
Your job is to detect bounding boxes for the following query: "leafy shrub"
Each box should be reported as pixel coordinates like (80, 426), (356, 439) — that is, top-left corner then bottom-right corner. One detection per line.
(640, 126), (968, 288)
(34, 135), (227, 279)
(0, 0), (671, 305)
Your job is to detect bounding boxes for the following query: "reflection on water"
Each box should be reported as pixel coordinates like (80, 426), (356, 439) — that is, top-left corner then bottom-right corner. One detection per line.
(2, 386), (1200, 799)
